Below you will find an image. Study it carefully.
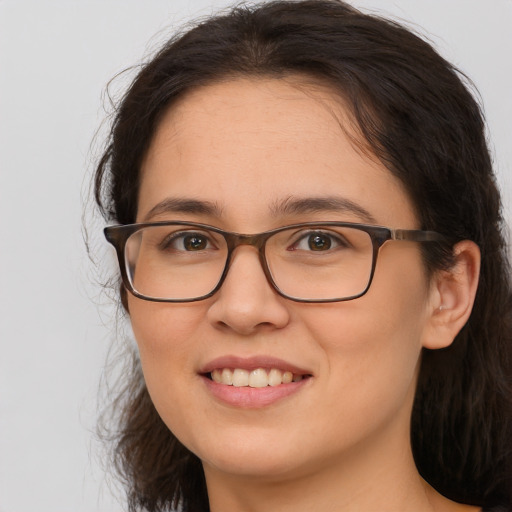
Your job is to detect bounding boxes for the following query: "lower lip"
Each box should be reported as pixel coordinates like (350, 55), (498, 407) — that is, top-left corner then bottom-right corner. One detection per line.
(202, 376), (310, 408)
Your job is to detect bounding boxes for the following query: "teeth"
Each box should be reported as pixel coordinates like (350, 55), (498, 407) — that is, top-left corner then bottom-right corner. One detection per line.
(282, 371), (293, 384)
(268, 368), (283, 387)
(210, 368), (305, 387)
(249, 368), (268, 388)
(232, 369), (249, 387)
(221, 368), (233, 385)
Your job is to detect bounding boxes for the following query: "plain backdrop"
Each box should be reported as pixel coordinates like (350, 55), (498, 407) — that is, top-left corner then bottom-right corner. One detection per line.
(0, 1), (511, 511)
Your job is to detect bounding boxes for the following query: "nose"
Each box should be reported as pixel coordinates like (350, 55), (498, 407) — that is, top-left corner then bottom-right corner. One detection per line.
(206, 246), (290, 335)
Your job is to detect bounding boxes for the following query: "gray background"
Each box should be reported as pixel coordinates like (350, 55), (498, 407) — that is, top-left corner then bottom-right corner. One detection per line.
(1, 1), (510, 510)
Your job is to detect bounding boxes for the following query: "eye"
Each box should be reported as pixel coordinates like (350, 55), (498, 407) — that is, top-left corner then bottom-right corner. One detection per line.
(182, 234), (209, 251)
(160, 231), (216, 252)
(306, 233), (332, 251)
(291, 230), (347, 252)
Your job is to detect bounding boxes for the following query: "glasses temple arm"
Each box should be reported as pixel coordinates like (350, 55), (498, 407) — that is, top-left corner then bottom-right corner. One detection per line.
(392, 229), (448, 243)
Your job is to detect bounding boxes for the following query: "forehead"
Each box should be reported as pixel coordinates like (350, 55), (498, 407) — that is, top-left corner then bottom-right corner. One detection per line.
(138, 77), (417, 230)
(150, 76), (356, 160)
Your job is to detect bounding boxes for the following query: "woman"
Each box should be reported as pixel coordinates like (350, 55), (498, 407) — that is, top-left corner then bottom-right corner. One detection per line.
(94, 1), (512, 511)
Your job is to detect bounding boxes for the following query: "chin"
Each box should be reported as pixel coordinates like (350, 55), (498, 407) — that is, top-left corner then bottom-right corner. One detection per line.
(183, 424), (326, 481)
(202, 450), (311, 482)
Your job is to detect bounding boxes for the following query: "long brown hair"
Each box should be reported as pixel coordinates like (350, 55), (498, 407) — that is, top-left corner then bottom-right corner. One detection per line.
(94, 2), (512, 510)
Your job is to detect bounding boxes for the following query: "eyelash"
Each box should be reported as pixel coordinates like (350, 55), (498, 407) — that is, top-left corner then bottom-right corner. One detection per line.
(159, 231), (217, 251)
(288, 230), (349, 252)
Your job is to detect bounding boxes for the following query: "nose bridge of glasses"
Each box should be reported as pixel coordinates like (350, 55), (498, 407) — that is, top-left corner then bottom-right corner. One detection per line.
(225, 232), (268, 252)
(223, 232), (271, 282)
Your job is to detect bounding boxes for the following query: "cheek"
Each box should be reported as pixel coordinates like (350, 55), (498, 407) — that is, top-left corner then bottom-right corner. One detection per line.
(302, 250), (430, 411)
(129, 299), (205, 351)
(127, 298), (208, 393)
(302, 298), (424, 389)
(127, 299), (214, 449)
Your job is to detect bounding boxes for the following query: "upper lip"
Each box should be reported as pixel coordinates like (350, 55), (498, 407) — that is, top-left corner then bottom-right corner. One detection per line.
(200, 355), (312, 376)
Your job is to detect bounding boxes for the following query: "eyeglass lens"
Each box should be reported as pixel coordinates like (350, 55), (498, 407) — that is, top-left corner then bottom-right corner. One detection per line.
(124, 224), (374, 301)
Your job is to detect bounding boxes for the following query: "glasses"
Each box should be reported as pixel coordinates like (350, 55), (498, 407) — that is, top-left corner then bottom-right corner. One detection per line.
(104, 221), (447, 303)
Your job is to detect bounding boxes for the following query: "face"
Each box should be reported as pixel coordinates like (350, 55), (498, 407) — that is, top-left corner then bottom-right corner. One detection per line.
(129, 77), (434, 484)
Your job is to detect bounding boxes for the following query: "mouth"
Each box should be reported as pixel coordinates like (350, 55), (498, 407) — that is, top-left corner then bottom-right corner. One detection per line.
(199, 356), (313, 407)
(206, 367), (311, 388)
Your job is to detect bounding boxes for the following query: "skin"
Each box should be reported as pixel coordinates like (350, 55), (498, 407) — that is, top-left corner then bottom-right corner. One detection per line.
(128, 77), (480, 512)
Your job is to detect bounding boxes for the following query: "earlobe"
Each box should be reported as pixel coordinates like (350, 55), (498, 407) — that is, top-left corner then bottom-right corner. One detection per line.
(422, 240), (481, 350)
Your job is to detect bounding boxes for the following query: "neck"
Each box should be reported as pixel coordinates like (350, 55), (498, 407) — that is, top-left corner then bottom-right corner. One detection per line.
(205, 460), (429, 512)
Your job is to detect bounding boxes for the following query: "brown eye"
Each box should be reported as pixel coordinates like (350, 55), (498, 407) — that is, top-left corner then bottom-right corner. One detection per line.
(308, 234), (331, 251)
(183, 235), (208, 251)
(288, 229), (350, 253)
(159, 230), (215, 252)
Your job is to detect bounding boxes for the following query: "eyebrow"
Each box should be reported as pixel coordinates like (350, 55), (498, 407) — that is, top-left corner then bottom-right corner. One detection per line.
(270, 196), (377, 224)
(143, 197), (223, 221)
(143, 195), (377, 224)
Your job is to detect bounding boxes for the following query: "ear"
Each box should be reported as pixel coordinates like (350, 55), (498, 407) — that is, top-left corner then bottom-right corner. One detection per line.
(422, 240), (481, 350)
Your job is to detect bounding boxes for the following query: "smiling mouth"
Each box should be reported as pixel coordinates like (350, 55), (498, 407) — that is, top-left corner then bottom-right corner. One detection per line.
(207, 368), (311, 388)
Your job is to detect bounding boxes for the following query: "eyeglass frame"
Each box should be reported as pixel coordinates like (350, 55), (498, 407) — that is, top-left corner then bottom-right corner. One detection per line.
(104, 220), (448, 304)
